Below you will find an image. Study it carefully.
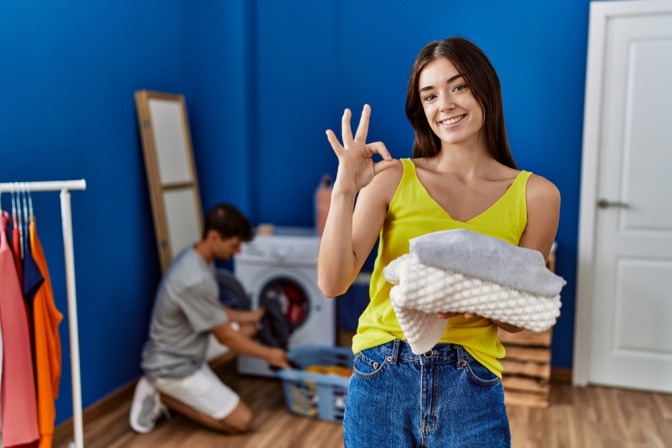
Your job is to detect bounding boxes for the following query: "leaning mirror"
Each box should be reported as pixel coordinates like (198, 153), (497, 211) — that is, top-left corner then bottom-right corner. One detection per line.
(135, 90), (203, 272)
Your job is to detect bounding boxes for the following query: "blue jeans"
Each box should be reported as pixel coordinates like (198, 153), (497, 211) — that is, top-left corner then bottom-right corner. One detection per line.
(344, 339), (510, 448)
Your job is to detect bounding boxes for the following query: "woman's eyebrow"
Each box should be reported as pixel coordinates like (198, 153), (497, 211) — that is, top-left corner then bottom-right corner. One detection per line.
(419, 73), (464, 93)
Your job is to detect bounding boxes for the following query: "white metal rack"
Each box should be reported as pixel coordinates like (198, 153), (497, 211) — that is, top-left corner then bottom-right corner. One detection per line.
(0, 179), (86, 448)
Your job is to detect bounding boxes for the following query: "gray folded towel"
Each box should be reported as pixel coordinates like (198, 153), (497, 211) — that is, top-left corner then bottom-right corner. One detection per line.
(410, 229), (565, 297)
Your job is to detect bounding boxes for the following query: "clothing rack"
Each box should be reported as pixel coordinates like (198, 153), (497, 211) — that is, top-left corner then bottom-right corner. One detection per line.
(0, 179), (86, 448)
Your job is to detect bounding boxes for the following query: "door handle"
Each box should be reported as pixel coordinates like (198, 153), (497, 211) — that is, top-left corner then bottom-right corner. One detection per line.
(597, 198), (630, 209)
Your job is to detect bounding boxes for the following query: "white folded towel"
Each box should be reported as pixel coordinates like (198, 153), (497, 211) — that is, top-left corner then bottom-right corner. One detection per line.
(384, 230), (565, 355)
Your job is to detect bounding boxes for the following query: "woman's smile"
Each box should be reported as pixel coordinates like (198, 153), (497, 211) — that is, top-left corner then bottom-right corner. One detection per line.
(439, 114), (466, 126)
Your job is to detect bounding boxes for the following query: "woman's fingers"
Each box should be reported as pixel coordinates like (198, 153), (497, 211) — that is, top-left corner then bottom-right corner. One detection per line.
(366, 141), (392, 160)
(325, 105), (396, 193)
(341, 108), (354, 144)
(365, 141), (396, 175)
(354, 104), (371, 143)
(325, 129), (343, 156)
(327, 105), (388, 163)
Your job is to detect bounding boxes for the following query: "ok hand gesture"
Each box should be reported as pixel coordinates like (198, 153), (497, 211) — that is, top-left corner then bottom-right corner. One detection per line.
(325, 104), (396, 195)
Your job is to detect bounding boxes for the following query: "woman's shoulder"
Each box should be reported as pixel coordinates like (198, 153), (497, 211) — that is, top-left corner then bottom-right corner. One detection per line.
(520, 173), (561, 258)
(525, 173), (560, 202)
(524, 173), (561, 230)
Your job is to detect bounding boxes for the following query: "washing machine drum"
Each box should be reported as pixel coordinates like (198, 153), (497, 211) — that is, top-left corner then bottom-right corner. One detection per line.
(257, 278), (310, 349)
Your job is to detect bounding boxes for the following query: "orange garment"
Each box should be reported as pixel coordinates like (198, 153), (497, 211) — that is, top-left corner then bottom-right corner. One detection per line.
(30, 218), (63, 448)
(305, 365), (351, 379)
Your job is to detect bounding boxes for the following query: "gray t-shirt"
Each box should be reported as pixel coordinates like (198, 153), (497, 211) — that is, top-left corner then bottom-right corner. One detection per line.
(141, 247), (228, 379)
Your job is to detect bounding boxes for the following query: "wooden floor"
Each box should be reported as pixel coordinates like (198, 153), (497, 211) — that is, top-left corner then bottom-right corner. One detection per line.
(53, 361), (672, 448)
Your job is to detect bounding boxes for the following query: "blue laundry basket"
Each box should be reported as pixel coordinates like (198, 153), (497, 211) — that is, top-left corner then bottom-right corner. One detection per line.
(276, 346), (353, 423)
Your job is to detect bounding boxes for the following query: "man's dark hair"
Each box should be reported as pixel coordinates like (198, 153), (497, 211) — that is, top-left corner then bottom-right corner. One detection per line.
(202, 203), (254, 242)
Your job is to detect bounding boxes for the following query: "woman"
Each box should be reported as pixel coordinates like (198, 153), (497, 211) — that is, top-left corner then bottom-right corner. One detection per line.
(317, 37), (560, 447)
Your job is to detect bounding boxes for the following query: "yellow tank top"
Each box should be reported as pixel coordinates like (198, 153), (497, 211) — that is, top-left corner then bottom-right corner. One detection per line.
(352, 158), (531, 378)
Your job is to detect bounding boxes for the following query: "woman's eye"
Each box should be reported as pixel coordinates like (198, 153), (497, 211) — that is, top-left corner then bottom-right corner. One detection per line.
(422, 94), (437, 102)
(453, 83), (468, 92)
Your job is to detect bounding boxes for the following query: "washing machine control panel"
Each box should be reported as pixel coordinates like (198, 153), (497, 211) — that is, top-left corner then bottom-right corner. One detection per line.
(237, 233), (320, 266)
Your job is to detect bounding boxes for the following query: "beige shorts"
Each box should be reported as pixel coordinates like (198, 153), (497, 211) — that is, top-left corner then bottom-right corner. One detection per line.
(153, 364), (239, 420)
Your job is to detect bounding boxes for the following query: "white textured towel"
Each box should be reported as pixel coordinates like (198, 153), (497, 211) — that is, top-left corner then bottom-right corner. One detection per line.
(384, 231), (565, 355)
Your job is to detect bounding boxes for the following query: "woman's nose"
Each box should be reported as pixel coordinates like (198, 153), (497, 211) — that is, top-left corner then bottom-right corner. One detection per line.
(439, 94), (455, 112)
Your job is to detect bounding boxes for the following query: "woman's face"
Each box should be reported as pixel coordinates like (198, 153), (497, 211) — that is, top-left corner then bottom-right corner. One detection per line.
(418, 57), (484, 148)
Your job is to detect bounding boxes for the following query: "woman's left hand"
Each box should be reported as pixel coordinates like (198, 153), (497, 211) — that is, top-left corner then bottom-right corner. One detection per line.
(437, 312), (524, 333)
(325, 104), (396, 195)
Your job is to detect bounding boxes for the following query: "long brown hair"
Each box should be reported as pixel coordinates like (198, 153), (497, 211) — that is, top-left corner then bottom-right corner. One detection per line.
(405, 37), (517, 168)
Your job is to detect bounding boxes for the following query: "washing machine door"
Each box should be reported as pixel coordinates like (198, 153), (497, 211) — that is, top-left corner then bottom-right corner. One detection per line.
(238, 267), (335, 378)
(257, 276), (310, 349)
(259, 278), (309, 327)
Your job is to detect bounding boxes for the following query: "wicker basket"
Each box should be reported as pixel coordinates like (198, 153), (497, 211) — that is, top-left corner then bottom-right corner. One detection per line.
(276, 346), (353, 423)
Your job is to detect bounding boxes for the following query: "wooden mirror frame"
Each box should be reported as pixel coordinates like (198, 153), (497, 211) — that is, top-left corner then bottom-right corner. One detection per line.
(135, 90), (203, 272)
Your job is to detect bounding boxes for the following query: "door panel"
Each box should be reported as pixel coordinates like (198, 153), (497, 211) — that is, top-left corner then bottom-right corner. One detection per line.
(621, 35), (672, 231)
(614, 259), (672, 354)
(582, 4), (672, 392)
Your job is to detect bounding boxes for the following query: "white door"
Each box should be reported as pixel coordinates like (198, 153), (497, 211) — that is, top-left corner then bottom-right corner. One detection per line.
(574, 1), (672, 392)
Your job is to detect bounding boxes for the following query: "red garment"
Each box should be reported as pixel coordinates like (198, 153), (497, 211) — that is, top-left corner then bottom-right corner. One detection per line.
(12, 223), (23, 285)
(30, 218), (63, 448)
(0, 211), (39, 446)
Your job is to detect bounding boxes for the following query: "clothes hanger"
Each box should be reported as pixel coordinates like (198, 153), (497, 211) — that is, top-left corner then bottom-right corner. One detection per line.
(19, 182), (26, 260)
(22, 182), (31, 259)
(27, 182), (34, 220)
(21, 182), (29, 223)
(11, 182), (19, 233)
(10, 182), (17, 224)
(9, 183), (20, 259)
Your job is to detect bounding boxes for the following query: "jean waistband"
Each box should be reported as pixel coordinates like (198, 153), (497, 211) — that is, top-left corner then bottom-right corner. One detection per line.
(373, 339), (466, 365)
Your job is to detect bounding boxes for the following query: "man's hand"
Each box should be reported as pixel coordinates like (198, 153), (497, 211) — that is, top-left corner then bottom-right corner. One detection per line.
(266, 348), (291, 370)
(248, 307), (265, 324)
(223, 306), (265, 325)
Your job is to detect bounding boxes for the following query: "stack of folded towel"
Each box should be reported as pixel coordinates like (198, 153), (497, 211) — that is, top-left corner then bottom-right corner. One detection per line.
(384, 229), (566, 355)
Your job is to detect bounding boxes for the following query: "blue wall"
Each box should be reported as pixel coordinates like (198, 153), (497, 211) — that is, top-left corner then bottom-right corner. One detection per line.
(183, 1), (254, 216)
(0, 0), (589, 424)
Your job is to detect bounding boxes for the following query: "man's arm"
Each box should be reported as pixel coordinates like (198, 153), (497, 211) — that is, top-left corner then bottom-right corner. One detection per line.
(223, 306), (264, 325)
(211, 321), (289, 369)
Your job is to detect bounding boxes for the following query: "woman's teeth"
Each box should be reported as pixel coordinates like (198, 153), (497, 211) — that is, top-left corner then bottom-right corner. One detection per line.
(442, 116), (462, 125)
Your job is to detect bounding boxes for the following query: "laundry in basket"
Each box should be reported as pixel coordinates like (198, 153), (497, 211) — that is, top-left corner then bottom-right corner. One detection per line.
(276, 346), (353, 423)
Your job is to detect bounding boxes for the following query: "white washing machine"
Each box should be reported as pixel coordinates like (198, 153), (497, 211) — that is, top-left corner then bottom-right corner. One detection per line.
(235, 227), (335, 378)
